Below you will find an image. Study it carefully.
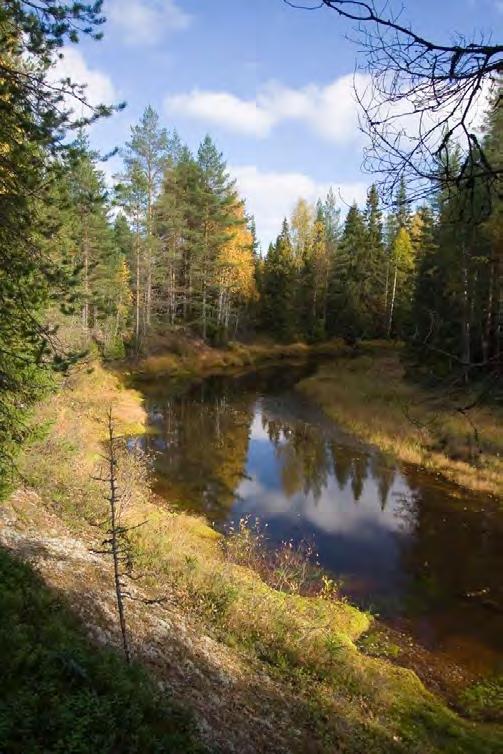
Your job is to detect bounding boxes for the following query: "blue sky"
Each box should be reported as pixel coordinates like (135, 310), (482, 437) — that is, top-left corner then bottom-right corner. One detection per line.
(59, 0), (502, 247)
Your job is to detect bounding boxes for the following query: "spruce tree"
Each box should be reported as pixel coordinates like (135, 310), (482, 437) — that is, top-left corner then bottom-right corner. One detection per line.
(261, 220), (297, 341)
(364, 185), (387, 335)
(195, 136), (240, 339)
(0, 1), (114, 490)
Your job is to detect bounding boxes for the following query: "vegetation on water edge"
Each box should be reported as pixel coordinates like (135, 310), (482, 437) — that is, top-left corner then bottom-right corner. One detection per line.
(1, 2), (501, 751)
(10, 361), (502, 752)
(129, 335), (350, 381)
(297, 345), (503, 498)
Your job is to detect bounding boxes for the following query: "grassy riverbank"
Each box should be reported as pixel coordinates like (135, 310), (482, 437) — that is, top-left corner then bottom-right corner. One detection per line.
(130, 333), (350, 381)
(1, 358), (499, 752)
(297, 344), (503, 499)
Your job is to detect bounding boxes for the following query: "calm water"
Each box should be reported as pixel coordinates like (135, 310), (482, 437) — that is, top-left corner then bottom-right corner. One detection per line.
(133, 361), (503, 674)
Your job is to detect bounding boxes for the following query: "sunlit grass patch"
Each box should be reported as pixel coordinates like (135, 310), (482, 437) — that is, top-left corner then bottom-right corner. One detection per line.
(297, 348), (503, 498)
(13, 355), (503, 753)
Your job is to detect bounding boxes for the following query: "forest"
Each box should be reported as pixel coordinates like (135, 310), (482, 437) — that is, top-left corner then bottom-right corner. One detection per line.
(7, 93), (501, 368)
(1, 1), (502, 753)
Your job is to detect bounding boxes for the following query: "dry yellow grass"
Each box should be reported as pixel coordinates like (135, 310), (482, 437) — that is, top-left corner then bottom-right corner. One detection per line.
(132, 337), (349, 380)
(15, 357), (502, 753)
(297, 348), (503, 499)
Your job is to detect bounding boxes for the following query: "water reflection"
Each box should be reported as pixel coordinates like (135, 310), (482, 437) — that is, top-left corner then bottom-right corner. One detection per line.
(134, 363), (503, 672)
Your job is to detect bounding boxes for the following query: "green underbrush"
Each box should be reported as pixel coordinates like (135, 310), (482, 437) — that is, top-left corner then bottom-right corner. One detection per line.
(0, 547), (203, 754)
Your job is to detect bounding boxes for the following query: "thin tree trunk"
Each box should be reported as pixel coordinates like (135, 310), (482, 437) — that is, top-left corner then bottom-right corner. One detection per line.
(384, 257), (390, 332)
(135, 233), (141, 343)
(387, 263), (398, 338)
(106, 411), (130, 664)
(483, 255), (494, 363)
(202, 221), (209, 340)
(461, 241), (471, 383)
(82, 222), (89, 331)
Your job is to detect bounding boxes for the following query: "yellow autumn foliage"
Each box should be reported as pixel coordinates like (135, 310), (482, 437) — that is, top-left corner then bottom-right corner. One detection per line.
(217, 203), (257, 303)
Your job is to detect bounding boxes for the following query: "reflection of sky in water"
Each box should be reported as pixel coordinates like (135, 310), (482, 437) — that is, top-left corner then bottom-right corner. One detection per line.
(133, 367), (503, 669)
(231, 407), (414, 600)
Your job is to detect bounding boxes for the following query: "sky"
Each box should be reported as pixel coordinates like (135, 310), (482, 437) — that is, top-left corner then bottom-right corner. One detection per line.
(60, 0), (503, 248)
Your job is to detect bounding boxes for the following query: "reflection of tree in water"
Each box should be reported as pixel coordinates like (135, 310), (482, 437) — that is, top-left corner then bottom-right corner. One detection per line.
(143, 378), (410, 521)
(350, 455), (368, 502)
(370, 455), (396, 510)
(330, 442), (352, 489)
(259, 414), (405, 507)
(261, 416), (332, 502)
(143, 387), (253, 520)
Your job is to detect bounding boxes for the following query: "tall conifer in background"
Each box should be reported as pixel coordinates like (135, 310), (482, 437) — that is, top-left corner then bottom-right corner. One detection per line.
(117, 107), (168, 340)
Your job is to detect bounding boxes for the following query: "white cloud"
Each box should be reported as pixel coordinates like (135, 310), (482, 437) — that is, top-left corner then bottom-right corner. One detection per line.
(50, 47), (117, 111)
(165, 73), (370, 143)
(235, 471), (407, 537)
(230, 165), (367, 249)
(107, 0), (191, 46)
(167, 91), (273, 137)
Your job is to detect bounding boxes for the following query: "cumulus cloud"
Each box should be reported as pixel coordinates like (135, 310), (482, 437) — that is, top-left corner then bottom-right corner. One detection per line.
(50, 47), (117, 111)
(165, 73), (369, 143)
(167, 91), (272, 137)
(107, 0), (191, 46)
(230, 165), (367, 249)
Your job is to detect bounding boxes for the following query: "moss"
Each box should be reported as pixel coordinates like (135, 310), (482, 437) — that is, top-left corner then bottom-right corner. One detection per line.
(458, 676), (503, 722)
(358, 630), (402, 659)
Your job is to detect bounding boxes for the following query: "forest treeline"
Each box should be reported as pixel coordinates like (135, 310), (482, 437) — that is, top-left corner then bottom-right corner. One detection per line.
(0, 0), (501, 490)
(56, 95), (502, 378)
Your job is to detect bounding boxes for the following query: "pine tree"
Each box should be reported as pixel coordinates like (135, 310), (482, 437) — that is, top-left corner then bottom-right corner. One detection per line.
(118, 107), (169, 339)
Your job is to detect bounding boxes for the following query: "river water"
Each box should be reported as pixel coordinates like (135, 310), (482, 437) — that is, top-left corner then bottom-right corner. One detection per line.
(132, 359), (503, 676)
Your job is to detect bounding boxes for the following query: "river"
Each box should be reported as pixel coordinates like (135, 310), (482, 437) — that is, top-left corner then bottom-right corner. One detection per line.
(132, 359), (503, 677)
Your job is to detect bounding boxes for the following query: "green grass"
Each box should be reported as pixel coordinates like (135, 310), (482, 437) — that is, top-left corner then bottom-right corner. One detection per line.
(128, 505), (502, 753)
(0, 547), (204, 754)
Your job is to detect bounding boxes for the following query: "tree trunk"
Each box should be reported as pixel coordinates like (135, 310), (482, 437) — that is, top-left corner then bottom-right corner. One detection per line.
(82, 222), (89, 331)
(483, 255), (495, 363)
(387, 263), (398, 338)
(460, 241), (471, 383)
(135, 236), (141, 343)
(106, 411), (130, 664)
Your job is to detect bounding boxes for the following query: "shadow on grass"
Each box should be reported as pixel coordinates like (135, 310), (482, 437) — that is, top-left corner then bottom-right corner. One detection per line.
(0, 546), (204, 754)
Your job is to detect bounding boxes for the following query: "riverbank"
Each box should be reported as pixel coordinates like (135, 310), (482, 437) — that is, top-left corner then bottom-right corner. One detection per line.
(297, 344), (503, 499)
(131, 335), (503, 498)
(129, 333), (351, 382)
(1, 359), (501, 752)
